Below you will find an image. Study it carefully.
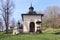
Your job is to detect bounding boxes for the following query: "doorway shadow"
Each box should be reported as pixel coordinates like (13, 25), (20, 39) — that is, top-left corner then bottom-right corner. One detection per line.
(29, 22), (35, 32)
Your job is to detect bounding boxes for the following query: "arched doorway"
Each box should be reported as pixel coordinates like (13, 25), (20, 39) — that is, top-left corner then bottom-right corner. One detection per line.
(29, 22), (35, 32)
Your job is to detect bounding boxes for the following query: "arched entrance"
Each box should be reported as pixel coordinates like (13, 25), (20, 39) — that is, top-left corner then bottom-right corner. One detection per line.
(29, 22), (35, 32)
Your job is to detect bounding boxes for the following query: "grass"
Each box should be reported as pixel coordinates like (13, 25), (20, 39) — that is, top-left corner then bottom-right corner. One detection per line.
(0, 29), (60, 40)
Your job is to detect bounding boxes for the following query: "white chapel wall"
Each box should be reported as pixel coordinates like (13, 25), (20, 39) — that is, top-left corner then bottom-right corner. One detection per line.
(23, 15), (42, 33)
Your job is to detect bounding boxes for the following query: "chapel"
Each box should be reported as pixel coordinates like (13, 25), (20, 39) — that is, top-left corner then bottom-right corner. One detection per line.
(22, 4), (43, 33)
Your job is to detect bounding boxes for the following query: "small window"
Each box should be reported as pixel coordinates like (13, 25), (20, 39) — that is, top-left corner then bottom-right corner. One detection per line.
(36, 21), (41, 24)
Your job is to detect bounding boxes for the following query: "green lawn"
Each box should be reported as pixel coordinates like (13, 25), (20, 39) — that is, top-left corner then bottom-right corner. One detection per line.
(0, 29), (60, 40)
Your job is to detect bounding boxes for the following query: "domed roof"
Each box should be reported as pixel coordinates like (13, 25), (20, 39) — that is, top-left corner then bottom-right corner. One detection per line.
(28, 4), (37, 14)
(29, 5), (34, 10)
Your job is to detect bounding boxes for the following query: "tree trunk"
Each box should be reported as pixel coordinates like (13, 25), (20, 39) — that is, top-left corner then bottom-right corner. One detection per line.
(5, 23), (8, 34)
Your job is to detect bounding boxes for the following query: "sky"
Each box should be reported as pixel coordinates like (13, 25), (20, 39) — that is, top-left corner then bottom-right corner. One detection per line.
(1, 0), (60, 22)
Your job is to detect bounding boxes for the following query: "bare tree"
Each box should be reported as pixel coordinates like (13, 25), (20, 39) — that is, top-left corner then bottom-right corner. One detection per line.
(43, 6), (60, 28)
(0, 18), (3, 31)
(9, 18), (15, 33)
(0, 0), (15, 34)
(10, 18), (15, 30)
